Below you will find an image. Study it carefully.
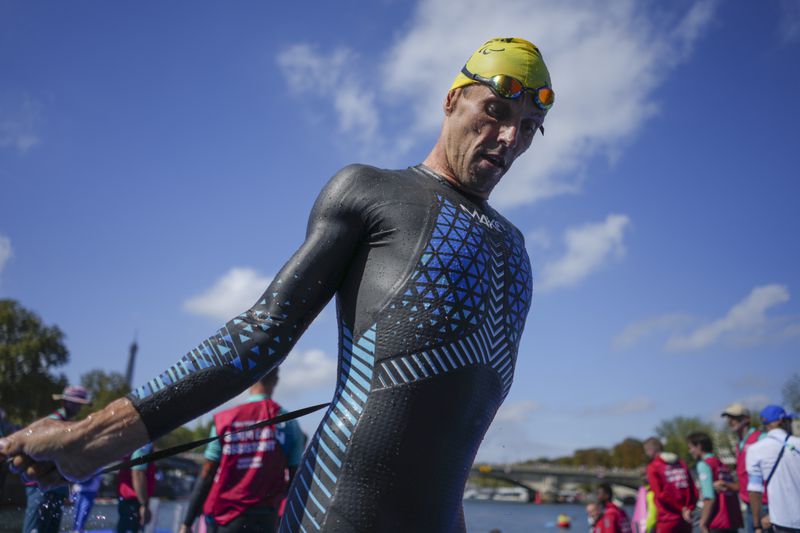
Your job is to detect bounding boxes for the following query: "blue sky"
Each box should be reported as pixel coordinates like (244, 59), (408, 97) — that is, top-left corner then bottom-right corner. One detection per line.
(1, 0), (798, 462)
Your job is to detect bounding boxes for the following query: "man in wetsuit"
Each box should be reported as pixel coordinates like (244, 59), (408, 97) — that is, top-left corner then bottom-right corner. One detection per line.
(1, 37), (553, 532)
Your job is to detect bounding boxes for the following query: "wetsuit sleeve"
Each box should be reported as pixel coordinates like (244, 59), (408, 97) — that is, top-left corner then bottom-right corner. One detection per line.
(203, 425), (221, 462)
(127, 165), (369, 440)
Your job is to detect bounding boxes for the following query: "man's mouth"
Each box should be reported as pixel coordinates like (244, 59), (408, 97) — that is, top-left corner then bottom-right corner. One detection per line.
(481, 153), (506, 169)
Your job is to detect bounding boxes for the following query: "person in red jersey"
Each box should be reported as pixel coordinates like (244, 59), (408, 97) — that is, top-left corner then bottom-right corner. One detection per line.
(687, 432), (743, 533)
(644, 437), (697, 533)
(591, 483), (632, 533)
(180, 369), (303, 533)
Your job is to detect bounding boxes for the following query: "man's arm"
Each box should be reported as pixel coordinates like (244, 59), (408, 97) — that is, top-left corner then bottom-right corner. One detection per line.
(696, 461), (714, 532)
(745, 442), (765, 531)
(131, 467), (152, 527)
(0, 166), (370, 486)
(180, 460), (219, 532)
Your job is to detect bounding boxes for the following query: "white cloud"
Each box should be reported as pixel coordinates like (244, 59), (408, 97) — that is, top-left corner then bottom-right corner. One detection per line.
(612, 313), (695, 350)
(666, 284), (791, 351)
(277, 44), (378, 141)
(525, 228), (551, 250)
(0, 95), (42, 153)
(538, 214), (630, 291)
(279, 0), (718, 207)
(183, 267), (272, 321)
(0, 235), (11, 278)
(495, 400), (541, 423)
(277, 348), (338, 397)
(581, 395), (655, 416)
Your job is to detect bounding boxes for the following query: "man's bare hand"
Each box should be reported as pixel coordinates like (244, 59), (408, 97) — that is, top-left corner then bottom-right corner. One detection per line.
(713, 479), (727, 492)
(0, 397), (149, 489)
(139, 503), (152, 526)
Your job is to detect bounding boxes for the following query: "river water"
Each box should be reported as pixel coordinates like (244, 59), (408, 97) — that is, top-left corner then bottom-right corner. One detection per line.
(0, 499), (634, 532)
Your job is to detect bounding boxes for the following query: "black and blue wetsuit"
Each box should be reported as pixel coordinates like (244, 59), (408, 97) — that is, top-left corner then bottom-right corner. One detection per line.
(129, 164), (533, 532)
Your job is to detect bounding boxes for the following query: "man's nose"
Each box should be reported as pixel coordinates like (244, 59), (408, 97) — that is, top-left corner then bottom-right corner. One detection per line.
(498, 123), (519, 149)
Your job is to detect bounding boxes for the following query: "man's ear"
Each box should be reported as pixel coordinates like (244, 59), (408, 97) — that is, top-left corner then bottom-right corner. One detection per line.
(444, 88), (461, 116)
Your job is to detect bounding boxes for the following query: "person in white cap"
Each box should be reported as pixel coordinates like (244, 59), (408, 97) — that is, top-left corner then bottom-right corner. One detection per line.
(746, 405), (800, 533)
(22, 385), (91, 533)
(720, 402), (767, 533)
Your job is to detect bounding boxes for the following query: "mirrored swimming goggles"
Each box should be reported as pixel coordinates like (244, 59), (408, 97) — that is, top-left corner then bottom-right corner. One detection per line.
(460, 66), (555, 110)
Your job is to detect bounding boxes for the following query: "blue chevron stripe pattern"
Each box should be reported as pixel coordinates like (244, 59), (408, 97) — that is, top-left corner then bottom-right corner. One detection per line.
(280, 323), (376, 533)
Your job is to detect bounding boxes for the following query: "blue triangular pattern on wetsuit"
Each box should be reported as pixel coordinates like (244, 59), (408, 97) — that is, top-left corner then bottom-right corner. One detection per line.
(389, 195), (490, 349)
(375, 196), (532, 399)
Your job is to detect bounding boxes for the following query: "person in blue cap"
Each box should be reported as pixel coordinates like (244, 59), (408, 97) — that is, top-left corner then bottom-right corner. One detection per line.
(745, 405), (800, 533)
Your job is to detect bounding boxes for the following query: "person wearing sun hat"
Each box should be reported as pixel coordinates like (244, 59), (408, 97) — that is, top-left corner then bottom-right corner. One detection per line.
(22, 385), (92, 533)
(719, 402), (768, 533)
(3, 38), (552, 532)
(746, 405), (800, 532)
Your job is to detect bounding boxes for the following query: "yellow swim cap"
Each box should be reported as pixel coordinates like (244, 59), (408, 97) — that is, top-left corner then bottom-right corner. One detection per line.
(450, 37), (552, 95)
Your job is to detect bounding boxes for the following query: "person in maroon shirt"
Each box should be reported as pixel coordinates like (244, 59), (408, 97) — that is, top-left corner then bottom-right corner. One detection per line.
(591, 483), (632, 533)
(644, 437), (698, 533)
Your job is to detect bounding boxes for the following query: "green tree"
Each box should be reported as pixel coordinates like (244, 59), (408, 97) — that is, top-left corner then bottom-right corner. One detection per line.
(0, 299), (69, 424)
(156, 419), (215, 451)
(655, 416), (715, 465)
(611, 437), (647, 468)
(783, 373), (800, 412)
(572, 447), (612, 468)
(78, 369), (131, 418)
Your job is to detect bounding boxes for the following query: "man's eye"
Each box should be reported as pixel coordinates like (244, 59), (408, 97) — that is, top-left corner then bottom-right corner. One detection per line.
(522, 121), (539, 136)
(486, 101), (508, 119)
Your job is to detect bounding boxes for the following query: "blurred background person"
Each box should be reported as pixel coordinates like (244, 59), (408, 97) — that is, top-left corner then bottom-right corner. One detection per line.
(591, 483), (632, 533)
(71, 472), (102, 533)
(720, 403), (767, 533)
(116, 442), (156, 533)
(23, 385), (91, 533)
(746, 405), (800, 533)
(687, 431), (742, 533)
(180, 369), (304, 533)
(644, 437), (697, 533)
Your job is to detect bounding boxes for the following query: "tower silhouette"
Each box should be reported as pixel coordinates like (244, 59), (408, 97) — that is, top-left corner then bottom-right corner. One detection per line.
(125, 337), (138, 389)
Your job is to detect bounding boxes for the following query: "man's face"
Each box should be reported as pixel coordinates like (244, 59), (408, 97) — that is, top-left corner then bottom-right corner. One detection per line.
(687, 442), (702, 459)
(63, 401), (82, 418)
(442, 84), (546, 199)
(725, 415), (749, 433)
(595, 488), (610, 504)
(586, 503), (601, 522)
(643, 443), (657, 459)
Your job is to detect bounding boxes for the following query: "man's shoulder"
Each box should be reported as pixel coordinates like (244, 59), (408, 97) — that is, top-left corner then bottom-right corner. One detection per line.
(319, 164), (418, 207)
(330, 163), (411, 187)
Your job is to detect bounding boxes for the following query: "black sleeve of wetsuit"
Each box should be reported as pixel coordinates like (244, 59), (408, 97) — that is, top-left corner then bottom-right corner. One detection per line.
(182, 465), (216, 527)
(127, 165), (369, 440)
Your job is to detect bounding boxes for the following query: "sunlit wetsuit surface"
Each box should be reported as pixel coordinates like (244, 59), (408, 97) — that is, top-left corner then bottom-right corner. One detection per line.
(129, 164), (533, 532)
